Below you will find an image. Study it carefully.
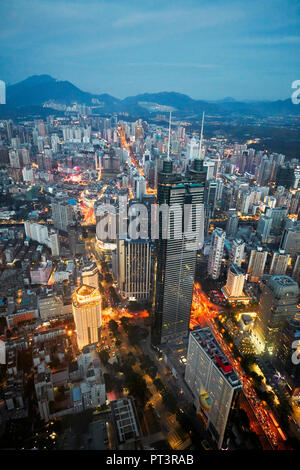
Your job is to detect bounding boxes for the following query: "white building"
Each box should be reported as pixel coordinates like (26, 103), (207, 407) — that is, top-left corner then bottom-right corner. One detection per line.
(247, 248), (268, 281)
(222, 264), (248, 302)
(22, 166), (34, 183)
(207, 228), (225, 280)
(72, 285), (102, 350)
(229, 239), (245, 267)
(269, 250), (290, 275)
(185, 328), (242, 448)
(81, 262), (99, 290)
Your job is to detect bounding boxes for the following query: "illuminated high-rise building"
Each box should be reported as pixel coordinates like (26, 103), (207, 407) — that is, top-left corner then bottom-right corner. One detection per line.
(81, 261), (99, 290)
(269, 250), (290, 275)
(51, 200), (74, 232)
(247, 248), (268, 281)
(117, 238), (151, 302)
(225, 209), (239, 239)
(72, 285), (102, 350)
(229, 239), (245, 268)
(255, 275), (299, 353)
(223, 264), (245, 298)
(185, 328), (242, 448)
(207, 228), (225, 280)
(151, 155), (205, 345)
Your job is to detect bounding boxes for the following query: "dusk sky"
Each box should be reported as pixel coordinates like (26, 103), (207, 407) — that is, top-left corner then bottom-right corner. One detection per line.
(1, 0), (300, 100)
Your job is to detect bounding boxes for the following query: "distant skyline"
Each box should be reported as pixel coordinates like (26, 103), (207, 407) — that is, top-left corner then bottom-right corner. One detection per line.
(1, 0), (300, 101)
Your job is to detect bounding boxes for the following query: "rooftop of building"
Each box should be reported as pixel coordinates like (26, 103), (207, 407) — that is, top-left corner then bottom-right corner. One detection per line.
(190, 327), (242, 389)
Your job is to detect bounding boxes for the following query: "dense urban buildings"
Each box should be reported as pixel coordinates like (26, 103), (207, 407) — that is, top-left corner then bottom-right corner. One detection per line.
(0, 91), (299, 452)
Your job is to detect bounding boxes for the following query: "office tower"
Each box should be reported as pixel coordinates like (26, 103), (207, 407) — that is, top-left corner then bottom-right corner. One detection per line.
(257, 215), (272, 243)
(51, 200), (74, 232)
(247, 248), (268, 281)
(204, 179), (218, 215)
(37, 121), (46, 137)
(0, 80), (5, 104)
(117, 238), (151, 302)
(186, 137), (200, 160)
(82, 262), (99, 290)
(223, 264), (245, 298)
(292, 254), (300, 283)
(264, 195), (276, 209)
(257, 157), (273, 185)
(49, 232), (60, 257)
(225, 209), (239, 239)
(204, 204), (211, 237)
(240, 191), (252, 215)
(207, 228), (225, 280)
(277, 318), (300, 394)
(229, 239), (245, 267)
(68, 224), (86, 256)
(135, 175), (147, 201)
(269, 250), (290, 275)
(151, 157), (205, 345)
(280, 223), (300, 256)
(110, 397), (141, 450)
(185, 328), (242, 448)
(266, 207), (287, 235)
(22, 166), (34, 183)
(255, 275), (299, 353)
(289, 190), (300, 215)
(72, 285), (102, 350)
(9, 149), (21, 168)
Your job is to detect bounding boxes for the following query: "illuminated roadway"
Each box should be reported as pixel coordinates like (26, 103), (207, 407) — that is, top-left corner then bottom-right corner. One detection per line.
(191, 283), (288, 450)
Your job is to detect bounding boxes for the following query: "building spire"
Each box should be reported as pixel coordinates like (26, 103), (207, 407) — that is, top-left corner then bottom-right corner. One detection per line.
(197, 111), (205, 160)
(166, 111), (172, 160)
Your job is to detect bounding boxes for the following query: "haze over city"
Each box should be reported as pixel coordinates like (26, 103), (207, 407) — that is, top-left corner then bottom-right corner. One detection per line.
(1, 0), (300, 100)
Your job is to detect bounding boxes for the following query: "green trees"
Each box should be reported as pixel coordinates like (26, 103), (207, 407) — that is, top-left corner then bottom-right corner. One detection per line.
(99, 349), (110, 365)
(108, 319), (119, 336)
(140, 355), (158, 379)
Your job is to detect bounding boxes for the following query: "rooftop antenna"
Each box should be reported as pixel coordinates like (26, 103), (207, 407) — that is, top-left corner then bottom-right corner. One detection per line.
(166, 111), (172, 160)
(198, 111), (205, 160)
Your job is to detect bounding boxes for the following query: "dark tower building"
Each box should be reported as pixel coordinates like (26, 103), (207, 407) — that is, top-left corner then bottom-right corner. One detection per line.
(151, 157), (206, 345)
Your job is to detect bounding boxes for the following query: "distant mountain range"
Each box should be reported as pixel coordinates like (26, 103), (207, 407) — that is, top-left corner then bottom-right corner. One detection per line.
(2, 74), (300, 119)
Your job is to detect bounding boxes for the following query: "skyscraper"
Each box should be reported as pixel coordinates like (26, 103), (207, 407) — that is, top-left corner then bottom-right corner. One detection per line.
(229, 238), (245, 267)
(280, 223), (300, 256)
(151, 156), (205, 345)
(82, 261), (99, 290)
(255, 275), (299, 353)
(223, 264), (246, 299)
(207, 228), (225, 280)
(185, 327), (242, 448)
(257, 215), (272, 243)
(247, 248), (268, 281)
(117, 238), (151, 302)
(225, 209), (239, 239)
(269, 250), (290, 275)
(72, 285), (102, 350)
(277, 318), (300, 394)
(51, 200), (74, 232)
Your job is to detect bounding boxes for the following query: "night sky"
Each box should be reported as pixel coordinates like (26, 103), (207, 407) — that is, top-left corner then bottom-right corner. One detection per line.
(1, 0), (300, 100)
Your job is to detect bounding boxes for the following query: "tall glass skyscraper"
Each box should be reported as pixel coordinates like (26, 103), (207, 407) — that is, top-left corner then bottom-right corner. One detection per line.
(151, 158), (205, 345)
